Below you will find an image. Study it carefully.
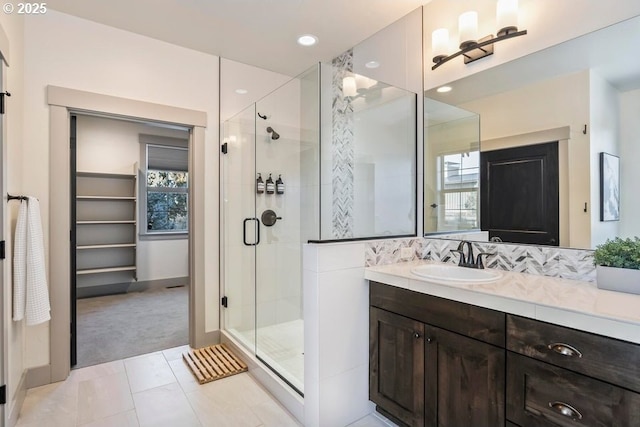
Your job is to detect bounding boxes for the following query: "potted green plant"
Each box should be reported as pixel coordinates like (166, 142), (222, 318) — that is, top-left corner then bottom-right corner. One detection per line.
(593, 237), (640, 294)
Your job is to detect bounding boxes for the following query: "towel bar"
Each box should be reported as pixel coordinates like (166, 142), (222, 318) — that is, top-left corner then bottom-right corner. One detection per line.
(7, 194), (28, 201)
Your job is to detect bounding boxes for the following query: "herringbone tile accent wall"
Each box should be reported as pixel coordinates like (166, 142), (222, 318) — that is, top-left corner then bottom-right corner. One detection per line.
(331, 49), (355, 239)
(364, 237), (596, 282)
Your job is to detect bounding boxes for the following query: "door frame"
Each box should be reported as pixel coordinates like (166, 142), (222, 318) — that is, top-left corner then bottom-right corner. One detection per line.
(0, 21), (10, 426)
(0, 41), (6, 427)
(48, 86), (208, 383)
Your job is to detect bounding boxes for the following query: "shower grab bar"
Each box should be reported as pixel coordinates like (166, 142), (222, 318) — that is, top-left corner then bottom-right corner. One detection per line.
(243, 217), (260, 246)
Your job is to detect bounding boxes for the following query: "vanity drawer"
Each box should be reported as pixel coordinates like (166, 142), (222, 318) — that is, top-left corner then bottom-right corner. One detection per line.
(506, 352), (640, 427)
(370, 281), (505, 346)
(507, 315), (640, 392)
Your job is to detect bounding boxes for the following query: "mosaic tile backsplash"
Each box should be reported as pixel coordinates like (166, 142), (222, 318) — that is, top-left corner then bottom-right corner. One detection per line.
(364, 237), (596, 282)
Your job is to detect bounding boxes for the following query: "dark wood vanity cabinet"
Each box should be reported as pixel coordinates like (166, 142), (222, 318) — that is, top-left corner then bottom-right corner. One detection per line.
(506, 315), (640, 427)
(369, 281), (505, 427)
(424, 325), (505, 427)
(370, 306), (425, 427)
(369, 281), (640, 427)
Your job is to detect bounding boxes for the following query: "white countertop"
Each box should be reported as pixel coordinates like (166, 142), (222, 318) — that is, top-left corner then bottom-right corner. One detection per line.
(365, 260), (640, 345)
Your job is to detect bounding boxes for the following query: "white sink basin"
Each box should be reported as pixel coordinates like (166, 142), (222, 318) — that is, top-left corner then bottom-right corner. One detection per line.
(410, 264), (502, 283)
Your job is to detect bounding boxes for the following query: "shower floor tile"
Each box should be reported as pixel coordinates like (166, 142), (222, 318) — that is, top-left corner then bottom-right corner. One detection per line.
(230, 319), (304, 392)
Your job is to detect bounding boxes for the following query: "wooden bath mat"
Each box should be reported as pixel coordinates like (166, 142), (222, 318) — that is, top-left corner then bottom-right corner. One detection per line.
(183, 344), (248, 384)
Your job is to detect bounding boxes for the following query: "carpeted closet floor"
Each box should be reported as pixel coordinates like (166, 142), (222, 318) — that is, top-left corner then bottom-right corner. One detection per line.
(75, 285), (189, 368)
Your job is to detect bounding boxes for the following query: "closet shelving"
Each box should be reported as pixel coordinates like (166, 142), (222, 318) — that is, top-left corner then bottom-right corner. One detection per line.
(75, 170), (138, 293)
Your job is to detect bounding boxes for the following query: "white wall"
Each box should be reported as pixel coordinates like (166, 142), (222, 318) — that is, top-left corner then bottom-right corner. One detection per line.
(461, 71), (591, 248)
(589, 73), (620, 247)
(619, 88), (640, 238)
(220, 58), (291, 122)
(23, 10), (219, 368)
(0, 10), (26, 425)
(76, 115), (189, 282)
(303, 242), (371, 427)
(353, 7), (423, 95)
(423, 0), (640, 90)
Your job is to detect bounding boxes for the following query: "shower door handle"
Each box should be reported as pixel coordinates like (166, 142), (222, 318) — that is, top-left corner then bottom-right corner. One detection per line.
(243, 218), (260, 246)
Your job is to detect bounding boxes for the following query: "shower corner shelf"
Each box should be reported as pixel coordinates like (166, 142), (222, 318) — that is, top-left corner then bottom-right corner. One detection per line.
(75, 169), (138, 296)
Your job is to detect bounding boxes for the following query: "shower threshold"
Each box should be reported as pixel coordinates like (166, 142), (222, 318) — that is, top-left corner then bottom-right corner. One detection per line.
(227, 319), (304, 393)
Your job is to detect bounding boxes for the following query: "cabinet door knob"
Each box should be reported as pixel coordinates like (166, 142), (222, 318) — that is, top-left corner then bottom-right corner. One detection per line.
(413, 332), (421, 339)
(548, 401), (583, 420)
(547, 343), (583, 358)
(426, 337), (432, 343)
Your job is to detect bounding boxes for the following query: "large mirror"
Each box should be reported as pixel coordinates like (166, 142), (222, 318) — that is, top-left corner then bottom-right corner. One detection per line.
(424, 15), (640, 249)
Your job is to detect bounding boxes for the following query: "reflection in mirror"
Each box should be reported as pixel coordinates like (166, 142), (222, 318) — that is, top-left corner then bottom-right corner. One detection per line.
(320, 66), (417, 240)
(424, 98), (480, 234)
(424, 15), (640, 249)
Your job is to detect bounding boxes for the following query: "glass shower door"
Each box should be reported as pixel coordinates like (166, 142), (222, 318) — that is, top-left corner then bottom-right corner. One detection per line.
(222, 98), (305, 394)
(222, 105), (257, 352)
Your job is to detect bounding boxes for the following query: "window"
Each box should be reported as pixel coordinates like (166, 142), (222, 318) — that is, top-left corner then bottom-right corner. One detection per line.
(141, 138), (189, 237)
(438, 151), (479, 230)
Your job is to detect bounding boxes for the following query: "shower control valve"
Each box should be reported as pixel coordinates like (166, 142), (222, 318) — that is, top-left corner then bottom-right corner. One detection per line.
(261, 209), (282, 227)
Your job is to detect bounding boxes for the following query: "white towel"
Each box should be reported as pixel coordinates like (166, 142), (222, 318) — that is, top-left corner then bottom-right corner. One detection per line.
(12, 200), (27, 321)
(13, 197), (51, 325)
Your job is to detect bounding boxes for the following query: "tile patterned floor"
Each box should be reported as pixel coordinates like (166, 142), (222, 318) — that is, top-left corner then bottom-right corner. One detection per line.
(16, 345), (395, 427)
(232, 319), (304, 392)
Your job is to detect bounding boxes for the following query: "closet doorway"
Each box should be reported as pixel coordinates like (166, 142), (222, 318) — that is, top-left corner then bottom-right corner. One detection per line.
(70, 113), (191, 368)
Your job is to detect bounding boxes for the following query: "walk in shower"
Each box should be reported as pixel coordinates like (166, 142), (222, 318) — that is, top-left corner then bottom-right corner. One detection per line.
(221, 60), (417, 395)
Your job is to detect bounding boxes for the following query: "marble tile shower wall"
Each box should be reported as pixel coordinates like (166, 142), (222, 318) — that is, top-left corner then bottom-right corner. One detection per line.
(364, 238), (596, 282)
(330, 49), (355, 239)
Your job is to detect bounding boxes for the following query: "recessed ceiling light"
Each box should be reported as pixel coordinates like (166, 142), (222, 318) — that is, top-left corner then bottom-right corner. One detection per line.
(437, 86), (452, 93)
(297, 34), (318, 47)
(365, 61), (380, 69)
(235, 89), (248, 95)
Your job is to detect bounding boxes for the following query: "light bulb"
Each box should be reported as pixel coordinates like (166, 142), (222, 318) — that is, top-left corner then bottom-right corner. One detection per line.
(342, 76), (356, 97)
(497, 0), (519, 36)
(459, 11), (478, 49)
(432, 28), (449, 62)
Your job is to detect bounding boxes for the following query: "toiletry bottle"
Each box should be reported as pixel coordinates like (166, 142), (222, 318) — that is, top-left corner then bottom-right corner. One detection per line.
(256, 173), (265, 194)
(266, 174), (275, 194)
(276, 174), (285, 194)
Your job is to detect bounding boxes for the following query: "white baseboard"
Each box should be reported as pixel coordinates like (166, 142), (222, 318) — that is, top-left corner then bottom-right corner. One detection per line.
(8, 370), (27, 427)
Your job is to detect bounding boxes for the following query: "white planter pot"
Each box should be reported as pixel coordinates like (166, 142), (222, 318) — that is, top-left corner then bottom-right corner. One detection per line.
(596, 265), (640, 295)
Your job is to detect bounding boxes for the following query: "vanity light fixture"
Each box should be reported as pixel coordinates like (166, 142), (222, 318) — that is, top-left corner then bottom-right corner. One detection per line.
(431, 0), (526, 70)
(297, 34), (318, 47)
(436, 86), (452, 93)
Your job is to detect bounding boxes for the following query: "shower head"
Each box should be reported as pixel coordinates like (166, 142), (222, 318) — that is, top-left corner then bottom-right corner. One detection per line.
(266, 127), (280, 140)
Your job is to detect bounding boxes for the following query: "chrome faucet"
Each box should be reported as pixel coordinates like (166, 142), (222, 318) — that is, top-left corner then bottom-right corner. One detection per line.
(451, 240), (492, 269)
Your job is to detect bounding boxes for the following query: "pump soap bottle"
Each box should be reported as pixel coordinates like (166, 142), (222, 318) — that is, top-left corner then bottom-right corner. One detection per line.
(276, 175), (285, 194)
(256, 173), (265, 194)
(266, 174), (275, 194)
